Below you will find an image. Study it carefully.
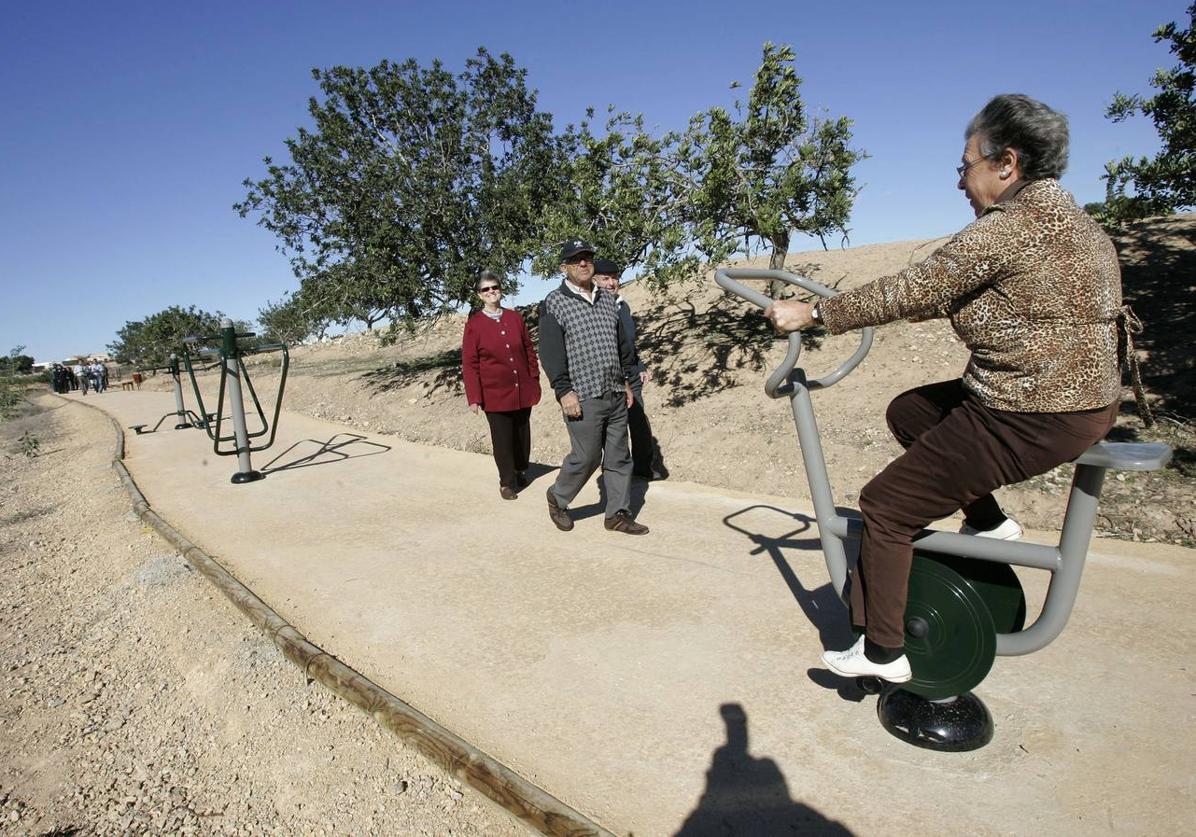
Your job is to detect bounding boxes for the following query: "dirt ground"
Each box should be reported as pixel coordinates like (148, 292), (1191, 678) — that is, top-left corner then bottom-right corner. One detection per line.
(0, 398), (521, 836)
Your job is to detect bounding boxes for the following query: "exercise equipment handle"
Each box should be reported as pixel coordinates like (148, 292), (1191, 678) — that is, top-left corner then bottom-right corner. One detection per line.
(714, 268), (873, 395)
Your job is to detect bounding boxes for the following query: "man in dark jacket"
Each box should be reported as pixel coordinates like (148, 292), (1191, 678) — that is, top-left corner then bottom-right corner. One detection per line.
(538, 240), (649, 535)
(592, 259), (666, 481)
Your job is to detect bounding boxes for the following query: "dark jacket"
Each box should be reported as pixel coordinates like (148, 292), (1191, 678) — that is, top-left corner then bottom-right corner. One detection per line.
(462, 308), (542, 412)
(616, 297), (645, 392)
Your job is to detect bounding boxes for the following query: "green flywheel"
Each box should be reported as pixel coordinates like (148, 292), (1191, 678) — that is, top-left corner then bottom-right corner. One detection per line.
(902, 553), (1001, 700)
(942, 555), (1027, 635)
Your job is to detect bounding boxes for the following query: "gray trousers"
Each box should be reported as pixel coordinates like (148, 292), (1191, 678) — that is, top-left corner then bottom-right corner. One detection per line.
(549, 391), (632, 518)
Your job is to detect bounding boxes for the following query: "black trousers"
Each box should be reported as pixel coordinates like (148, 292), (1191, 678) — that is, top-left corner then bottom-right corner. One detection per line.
(628, 388), (656, 476)
(850, 380), (1118, 648)
(485, 407), (532, 488)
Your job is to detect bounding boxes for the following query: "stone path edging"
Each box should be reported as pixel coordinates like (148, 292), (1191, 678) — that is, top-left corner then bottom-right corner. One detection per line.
(68, 397), (614, 837)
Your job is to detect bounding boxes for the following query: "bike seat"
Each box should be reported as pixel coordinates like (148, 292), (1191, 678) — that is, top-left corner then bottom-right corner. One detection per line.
(1074, 441), (1172, 472)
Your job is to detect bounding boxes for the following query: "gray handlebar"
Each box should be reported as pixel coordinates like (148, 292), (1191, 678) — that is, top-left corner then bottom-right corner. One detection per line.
(714, 268), (873, 395)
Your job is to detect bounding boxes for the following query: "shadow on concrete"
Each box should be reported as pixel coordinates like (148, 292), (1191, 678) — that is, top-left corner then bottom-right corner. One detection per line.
(510, 461), (558, 491)
(675, 702), (853, 836)
(723, 505), (870, 703)
(260, 434), (391, 474)
(568, 470), (650, 522)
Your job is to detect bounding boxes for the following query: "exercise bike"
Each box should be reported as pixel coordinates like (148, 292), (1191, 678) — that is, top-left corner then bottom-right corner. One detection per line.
(716, 268), (1171, 751)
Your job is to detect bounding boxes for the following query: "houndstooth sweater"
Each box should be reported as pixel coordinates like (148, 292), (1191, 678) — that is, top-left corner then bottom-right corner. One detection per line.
(819, 179), (1124, 413)
(539, 280), (632, 401)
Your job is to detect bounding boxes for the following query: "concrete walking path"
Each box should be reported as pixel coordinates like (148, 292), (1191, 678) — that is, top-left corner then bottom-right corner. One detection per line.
(66, 389), (1195, 835)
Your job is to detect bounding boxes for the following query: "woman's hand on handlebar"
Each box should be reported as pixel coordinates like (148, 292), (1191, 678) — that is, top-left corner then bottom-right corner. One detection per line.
(765, 300), (817, 333)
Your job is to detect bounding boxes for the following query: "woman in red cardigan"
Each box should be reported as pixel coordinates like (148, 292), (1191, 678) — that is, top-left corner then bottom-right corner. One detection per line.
(462, 271), (543, 499)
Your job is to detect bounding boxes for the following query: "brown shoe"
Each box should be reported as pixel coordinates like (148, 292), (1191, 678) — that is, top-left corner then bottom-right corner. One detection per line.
(546, 487), (573, 531)
(604, 511), (649, 535)
(500, 485), (518, 500)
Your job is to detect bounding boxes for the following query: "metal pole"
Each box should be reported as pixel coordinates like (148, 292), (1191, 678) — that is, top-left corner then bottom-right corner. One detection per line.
(170, 354), (190, 429)
(221, 318), (263, 484)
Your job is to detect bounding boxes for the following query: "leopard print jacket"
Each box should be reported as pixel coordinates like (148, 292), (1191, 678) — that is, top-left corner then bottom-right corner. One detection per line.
(819, 178), (1122, 413)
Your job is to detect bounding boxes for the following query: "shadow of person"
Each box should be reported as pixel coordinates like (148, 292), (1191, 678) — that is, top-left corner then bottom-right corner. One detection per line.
(675, 703), (853, 836)
(514, 461), (558, 492)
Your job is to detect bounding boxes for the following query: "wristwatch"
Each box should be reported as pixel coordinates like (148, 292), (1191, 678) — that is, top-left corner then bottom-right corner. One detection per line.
(811, 304), (822, 325)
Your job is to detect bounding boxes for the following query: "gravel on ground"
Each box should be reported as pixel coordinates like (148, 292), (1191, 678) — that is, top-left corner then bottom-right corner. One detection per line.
(0, 396), (522, 836)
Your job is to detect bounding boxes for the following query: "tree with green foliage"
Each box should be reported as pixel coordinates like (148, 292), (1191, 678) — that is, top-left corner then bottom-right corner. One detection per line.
(532, 110), (685, 280)
(0, 353), (35, 374)
(1100, 3), (1195, 223)
(257, 289), (332, 345)
(237, 48), (564, 331)
(108, 305), (233, 367)
(671, 43), (866, 280)
(535, 44), (865, 290)
(0, 347), (26, 420)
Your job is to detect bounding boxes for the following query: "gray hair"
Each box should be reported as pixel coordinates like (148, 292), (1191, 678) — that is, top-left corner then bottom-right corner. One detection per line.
(475, 270), (502, 291)
(966, 94), (1069, 180)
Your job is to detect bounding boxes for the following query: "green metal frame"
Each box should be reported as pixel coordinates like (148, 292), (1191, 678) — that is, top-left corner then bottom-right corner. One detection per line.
(181, 327), (289, 458)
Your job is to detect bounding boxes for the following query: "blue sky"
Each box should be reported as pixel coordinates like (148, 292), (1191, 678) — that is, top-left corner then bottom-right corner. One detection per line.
(0, 0), (1182, 362)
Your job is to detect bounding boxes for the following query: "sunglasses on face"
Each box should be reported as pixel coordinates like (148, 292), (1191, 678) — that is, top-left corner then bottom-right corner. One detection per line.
(478, 286), (501, 293)
(565, 255), (593, 265)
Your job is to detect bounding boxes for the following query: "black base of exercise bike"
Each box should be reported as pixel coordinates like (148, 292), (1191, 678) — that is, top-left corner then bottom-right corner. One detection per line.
(231, 469), (264, 484)
(880, 689), (993, 751)
(858, 676), (994, 751)
(854, 550), (1025, 751)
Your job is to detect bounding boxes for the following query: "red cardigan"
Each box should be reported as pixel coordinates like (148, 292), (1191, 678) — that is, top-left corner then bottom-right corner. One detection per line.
(461, 308), (542, 412)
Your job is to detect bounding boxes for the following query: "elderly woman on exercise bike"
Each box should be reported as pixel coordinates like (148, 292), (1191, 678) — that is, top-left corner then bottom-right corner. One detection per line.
(767, 94), (1132, 684)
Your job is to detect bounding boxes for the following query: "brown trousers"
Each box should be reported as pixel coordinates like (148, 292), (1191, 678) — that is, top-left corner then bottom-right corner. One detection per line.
(850, 380), (1118, 648)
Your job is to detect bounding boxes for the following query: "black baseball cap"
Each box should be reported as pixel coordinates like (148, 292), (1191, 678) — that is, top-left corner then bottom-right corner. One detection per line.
(559, 239), (596, 262)
(592, 258), (621, 276)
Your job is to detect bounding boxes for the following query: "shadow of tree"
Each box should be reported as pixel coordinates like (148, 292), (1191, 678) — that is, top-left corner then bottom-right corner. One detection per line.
(634, 265), (840, 407)
(1111, 215), (1196, 420)
(352, 275), (847, 408)
(358, 349), (463, 397)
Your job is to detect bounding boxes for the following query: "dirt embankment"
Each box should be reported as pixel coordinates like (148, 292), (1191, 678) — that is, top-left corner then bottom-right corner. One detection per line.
(0, 398), (520, 835)
(167, 214), (1195, 546)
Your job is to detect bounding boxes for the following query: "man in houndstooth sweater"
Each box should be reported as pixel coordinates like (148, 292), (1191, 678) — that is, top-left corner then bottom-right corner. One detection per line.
(539, 239), (650, 535)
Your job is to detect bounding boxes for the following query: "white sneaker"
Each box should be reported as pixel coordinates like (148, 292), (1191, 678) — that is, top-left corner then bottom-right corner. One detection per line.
(820, 635), (912, 683)
(959, 517), (1023, 540)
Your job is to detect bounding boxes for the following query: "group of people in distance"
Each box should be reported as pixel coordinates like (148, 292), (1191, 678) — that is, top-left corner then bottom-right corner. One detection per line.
(463, 93), (1142, 686)
(461, 242), (660, 535)
(50, 361), (109, 395)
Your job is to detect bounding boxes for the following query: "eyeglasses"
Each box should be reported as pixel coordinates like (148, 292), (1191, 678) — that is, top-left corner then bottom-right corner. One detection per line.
(564, 254), (593, 265)
(956, 155), (991, 178)
(478, 286), (501, 293)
